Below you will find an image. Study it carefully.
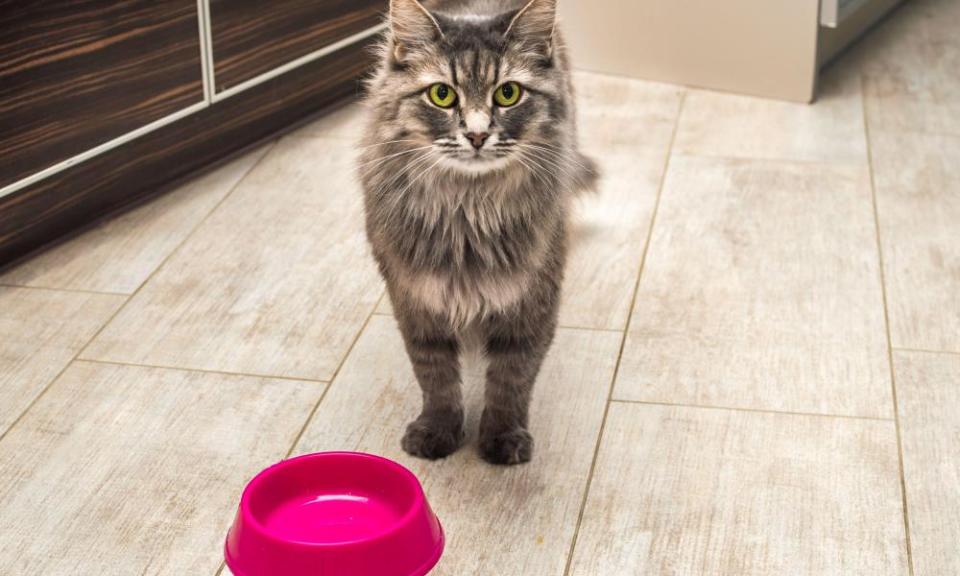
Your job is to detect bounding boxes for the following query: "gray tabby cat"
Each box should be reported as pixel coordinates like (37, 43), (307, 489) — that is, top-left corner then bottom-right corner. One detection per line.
(358, 0), (596, 465)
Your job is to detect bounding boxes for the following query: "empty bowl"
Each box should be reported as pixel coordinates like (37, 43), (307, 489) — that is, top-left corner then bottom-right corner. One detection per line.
(225, 452), (444, 576)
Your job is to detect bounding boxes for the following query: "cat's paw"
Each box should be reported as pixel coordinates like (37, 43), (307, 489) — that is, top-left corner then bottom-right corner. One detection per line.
(479, 427), (534, 466)
(401, 415), (465, 460)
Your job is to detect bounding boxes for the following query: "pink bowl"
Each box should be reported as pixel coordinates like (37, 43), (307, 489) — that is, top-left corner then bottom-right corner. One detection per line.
(225, 452), (444, 576)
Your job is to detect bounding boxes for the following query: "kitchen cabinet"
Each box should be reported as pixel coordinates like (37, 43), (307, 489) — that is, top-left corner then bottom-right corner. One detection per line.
(0, 0), (387, 265)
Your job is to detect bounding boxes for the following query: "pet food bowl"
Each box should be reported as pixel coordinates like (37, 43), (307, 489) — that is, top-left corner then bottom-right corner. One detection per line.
(225, 452), (444, 576)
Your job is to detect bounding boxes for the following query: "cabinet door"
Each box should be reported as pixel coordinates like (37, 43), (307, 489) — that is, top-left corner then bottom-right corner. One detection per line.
(210, 0), (386, 93)
(0, 1), (204, 190)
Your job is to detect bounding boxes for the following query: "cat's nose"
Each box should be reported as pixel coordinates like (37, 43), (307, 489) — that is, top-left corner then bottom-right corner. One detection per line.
(466, 132), (490, 149)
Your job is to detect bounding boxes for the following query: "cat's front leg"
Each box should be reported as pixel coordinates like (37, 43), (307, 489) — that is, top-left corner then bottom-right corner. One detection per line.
(480, 298), (558, 466)
(394, 302), (465, 460)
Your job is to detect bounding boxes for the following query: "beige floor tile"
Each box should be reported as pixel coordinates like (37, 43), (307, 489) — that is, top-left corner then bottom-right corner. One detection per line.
(81, 137), (384, 380)
(834, 0), (947, 76)
(286, 102), (366, 141)
(293, 315), (621, 576)
(615, 155), (891, 417)
(870, 130), (960, 351)
(894, 350), (960, 576)
(563, 72), (684, 329)
(568, 402), (907, 576)
(0, 287), (124, 436)
(0, 147), (269, 294)
(374, 293), (392, 315)
(857, 0), (960, 135)
(0, 361), (322, 576)
(673, 67), (867, 165)
(846, 0), (960, 134)
(864, 69), (960, 137)
(573, 71), (685, 149)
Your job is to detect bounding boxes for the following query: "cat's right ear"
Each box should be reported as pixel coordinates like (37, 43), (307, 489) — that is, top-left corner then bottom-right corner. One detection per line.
(505, 0), (557, 57)
(390, 0), (443, 63)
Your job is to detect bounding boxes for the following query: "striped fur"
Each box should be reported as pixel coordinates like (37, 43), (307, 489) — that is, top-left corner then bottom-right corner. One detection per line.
(358, 0), (596, 464)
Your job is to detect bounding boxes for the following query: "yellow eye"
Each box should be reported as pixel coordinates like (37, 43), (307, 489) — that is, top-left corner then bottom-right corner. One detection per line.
(494, 82), (522, 107)
(429, 83), (457, 108)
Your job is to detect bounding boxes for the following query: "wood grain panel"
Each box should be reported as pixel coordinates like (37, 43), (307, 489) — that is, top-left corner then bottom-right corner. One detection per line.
(0, 39), (376, 267)
(0, 0), (204, 189)
(210, 0), (385, 91)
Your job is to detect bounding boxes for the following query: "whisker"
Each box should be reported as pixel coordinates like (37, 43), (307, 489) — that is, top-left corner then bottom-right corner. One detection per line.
(520, 143), (588, 171)
(374, 151), (435, 194)
(381, 153), (444, 220)
(356, 145), (434, 173)
(514, 152), (551, 186)
(356, 138), (419, 151)
(519, 148), (573, 176)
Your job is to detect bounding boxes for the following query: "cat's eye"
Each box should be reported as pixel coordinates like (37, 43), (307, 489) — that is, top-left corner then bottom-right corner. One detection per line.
(494, 82), (522, 107)
(428, 83), (457, 108)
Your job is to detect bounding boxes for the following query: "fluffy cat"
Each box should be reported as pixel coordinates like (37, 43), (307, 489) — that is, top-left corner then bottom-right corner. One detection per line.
(358, 0), (596, 465)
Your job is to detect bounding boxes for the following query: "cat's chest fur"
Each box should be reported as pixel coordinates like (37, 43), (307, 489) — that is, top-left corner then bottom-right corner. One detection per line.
(376, 179), (561, 326)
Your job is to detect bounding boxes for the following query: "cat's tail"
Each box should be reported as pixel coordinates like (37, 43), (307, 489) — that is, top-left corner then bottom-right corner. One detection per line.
(572, 151), (600, 196)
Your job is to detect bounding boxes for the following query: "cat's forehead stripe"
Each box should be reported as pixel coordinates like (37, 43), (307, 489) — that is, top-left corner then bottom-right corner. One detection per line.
(447, 13), (495, 24)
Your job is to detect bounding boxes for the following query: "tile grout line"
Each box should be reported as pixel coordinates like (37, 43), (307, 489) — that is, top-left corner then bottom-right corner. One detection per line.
(0, 143), (277, 449)
(212, 289), (385, 576)
(553, 324), (625, 334)
(73, 140), (278, 364)
(609, 398), (894, 422)
(0, 341), (83, 445)
(0, 283), (130, 297)
(861, 74), (915, 576)
(79, 357), (331, 385)
(282, 294), (383, 460)
(561, 91), (687, 576)
(894, 346), (960, 358)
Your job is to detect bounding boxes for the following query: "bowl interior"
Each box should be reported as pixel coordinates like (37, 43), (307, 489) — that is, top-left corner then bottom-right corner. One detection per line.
(247, 454), (420, 545)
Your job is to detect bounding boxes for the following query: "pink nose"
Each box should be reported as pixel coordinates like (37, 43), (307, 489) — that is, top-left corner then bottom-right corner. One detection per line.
(466, 132), (490, 149)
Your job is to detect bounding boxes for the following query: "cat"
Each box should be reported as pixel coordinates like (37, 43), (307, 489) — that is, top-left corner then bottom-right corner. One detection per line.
(358, 0), (597, 465)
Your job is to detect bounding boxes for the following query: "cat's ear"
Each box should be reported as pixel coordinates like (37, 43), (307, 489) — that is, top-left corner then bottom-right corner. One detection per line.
(505, 0), (557, 57)
(390, 0), (443, 62)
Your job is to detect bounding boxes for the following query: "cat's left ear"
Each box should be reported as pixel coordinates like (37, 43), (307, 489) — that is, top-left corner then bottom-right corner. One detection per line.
(505, 0), (557, 58)
(390, 0), (444, 63)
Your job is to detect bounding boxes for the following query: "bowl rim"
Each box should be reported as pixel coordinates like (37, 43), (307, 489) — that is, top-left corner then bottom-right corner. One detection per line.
(238, 451), (432, 548)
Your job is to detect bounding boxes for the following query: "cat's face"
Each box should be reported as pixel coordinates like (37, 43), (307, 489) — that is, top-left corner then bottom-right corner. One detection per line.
(371, 0), (567, 176)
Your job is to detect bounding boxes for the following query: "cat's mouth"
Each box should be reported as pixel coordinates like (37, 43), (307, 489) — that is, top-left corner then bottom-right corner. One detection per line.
(442, 150), (512, 174)
(434, 143), (510, 171)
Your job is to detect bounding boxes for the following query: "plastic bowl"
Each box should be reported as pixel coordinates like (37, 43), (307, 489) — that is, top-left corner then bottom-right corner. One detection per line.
(225, 452), (444, 576)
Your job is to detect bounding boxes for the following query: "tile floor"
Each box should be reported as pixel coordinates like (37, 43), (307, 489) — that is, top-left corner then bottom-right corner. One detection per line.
(1, 1), (958, 574)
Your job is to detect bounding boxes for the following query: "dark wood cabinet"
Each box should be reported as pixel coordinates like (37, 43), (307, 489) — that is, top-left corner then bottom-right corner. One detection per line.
(0, 0), (204, 189)
(210, 0), (385, 91)
(0, 0), (387, 266)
